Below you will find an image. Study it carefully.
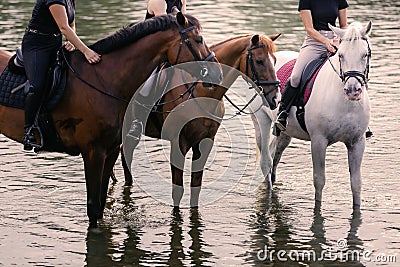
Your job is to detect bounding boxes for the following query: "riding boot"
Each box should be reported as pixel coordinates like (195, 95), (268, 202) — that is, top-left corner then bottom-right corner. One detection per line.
(274, 81), (299, 134)
(23, 91), (41, 150)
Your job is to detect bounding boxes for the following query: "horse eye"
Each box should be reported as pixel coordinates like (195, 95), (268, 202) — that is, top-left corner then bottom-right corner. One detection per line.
(256, 59), (264, 65)
(195, 36), (203, 44)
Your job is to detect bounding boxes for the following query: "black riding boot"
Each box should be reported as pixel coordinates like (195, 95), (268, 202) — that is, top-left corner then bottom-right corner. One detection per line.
(274, 81), (299, 134)
(23, 91), (41, 150)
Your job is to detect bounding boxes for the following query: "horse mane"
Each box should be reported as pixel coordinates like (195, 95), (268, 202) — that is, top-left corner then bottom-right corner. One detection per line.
(90, 14), (201, 54)
(210, 34), (276, 53)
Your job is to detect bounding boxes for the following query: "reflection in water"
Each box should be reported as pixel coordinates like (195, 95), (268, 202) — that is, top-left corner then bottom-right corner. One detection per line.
(250, 184), (366, 266)
(85, 186), (212, 266)
(168, 208), (213, 266)
(188, 208), (213, 266)
(85, 186), (149, 267)
(249, 183), (294, 266)
(168, 208), (185, 267)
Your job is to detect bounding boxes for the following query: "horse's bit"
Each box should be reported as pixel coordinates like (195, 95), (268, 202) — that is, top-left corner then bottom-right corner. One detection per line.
(329, 37), (371, 86)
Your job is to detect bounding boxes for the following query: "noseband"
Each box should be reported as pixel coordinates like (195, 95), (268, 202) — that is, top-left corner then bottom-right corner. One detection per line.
(245, 41), (280, 98)
(330, 37), (371, 86)
(174, 25), (216, 65)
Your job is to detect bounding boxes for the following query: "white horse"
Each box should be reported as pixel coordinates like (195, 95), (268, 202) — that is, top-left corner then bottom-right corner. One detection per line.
(249, 21), (372, 208)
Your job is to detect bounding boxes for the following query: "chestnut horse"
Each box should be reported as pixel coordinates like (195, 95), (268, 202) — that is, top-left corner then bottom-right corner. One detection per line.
(0, 13), (222, 228)
(121, 33), (281, 207)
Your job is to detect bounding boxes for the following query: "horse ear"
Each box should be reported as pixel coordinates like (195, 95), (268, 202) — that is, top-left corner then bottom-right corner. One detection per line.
(176, 12), (187, 27)
(251, 34), (260, 45)
(328, 23), (346, 39)
(363, 21), (372, 36)
(269, 33), (282, 41)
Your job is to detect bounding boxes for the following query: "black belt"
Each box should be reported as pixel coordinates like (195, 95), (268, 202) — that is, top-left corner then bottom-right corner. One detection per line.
(25, 27), (61, 37)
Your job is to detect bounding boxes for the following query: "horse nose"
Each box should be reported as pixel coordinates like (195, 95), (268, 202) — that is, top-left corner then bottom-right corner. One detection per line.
(344, 85), (362, 101)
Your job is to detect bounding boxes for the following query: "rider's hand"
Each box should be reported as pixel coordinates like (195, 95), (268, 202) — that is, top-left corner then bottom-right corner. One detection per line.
(83, 48), (101, 64)
(64, 41), (76, 52)
(331, 37), (340, 48)
(325, 39), (337, 53)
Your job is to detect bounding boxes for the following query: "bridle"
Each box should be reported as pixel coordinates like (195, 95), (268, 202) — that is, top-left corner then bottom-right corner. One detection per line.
(245, 40), (280, 101)
(329, 37), (371, 86)
(174, 25), (216, 69)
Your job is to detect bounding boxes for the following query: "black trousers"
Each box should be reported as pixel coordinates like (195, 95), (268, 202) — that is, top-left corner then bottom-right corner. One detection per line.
(21, 31), (61, 127)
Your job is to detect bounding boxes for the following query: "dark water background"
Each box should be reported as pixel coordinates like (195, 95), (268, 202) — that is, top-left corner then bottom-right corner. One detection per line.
(0, 0), (399, 266)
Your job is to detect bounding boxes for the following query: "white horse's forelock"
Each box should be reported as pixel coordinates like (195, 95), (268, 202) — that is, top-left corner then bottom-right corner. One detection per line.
(346, 22), (362, 37)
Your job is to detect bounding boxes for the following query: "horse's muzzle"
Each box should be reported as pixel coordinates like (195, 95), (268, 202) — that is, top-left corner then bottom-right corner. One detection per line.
(344, 85), (363, 101)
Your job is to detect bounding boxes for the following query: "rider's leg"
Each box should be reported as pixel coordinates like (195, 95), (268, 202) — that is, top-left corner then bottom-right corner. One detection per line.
(275, 80), (299, 132)
(23, 89), (42, 150)
(21, 33), (59, 150)
(274, 32), (330, 135)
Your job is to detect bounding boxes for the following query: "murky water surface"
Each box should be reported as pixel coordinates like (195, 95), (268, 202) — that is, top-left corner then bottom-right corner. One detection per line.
(0, 0), (399, 266)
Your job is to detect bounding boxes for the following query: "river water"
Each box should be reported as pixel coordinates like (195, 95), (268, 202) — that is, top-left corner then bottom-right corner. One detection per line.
(0, 0), (399, 266)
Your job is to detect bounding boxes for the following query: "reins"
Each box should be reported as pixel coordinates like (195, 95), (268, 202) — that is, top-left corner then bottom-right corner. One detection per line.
(61, 48), (130, 103)
(222, 38), (280, 118)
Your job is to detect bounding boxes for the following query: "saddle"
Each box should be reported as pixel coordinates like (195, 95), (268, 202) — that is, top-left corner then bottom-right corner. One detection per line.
(0, 47), (70, 153)
(276, 54), (329, 133)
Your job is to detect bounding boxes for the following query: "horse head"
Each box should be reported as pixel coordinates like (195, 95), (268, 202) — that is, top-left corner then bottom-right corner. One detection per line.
(169, 12), (223, 88)
(243, 33), (281, 110)
(329, 21), (372, 101)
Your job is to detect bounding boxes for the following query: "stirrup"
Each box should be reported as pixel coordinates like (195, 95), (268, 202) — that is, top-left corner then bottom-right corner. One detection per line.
(274, 111), (287, 132)
(23, 126), (43, 151)
(275, 121), (287, 132)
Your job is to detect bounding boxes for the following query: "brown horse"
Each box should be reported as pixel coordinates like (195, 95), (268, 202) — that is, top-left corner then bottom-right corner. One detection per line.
(0, 13), (222, 228)
(120, 33), (280, 207)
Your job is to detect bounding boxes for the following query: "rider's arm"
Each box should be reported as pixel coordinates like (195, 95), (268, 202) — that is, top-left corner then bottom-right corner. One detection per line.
(49, 4), (101, 64)
(148, 0), (168, 16)
(181, 0), (186, 13)
(300, 10), (336, 53)
(338, 8), (348, 29)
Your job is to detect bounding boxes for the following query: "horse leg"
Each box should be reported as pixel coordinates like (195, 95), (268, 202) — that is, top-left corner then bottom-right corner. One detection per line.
(190, 139), (214, 208)
(310, 138), (328, 204)
(346, 138), (365, 208)
(251, 112), (273, 188)
(120, 146), (134, 186)
(270, 133), (292, 184)
(170, 138), (190, 207)
(82, 150), (106, 228)
(99, 146), (121, 219)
